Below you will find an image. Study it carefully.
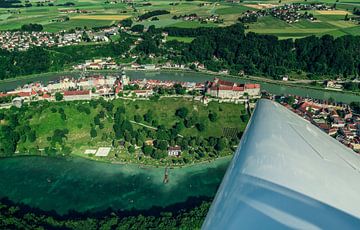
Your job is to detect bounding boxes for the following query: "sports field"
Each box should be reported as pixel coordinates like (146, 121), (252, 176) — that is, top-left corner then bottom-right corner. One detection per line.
(0, 0), (358, 37)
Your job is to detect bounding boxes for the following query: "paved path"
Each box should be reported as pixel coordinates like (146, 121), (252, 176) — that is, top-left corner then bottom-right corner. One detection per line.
(130, 120), (184, 137)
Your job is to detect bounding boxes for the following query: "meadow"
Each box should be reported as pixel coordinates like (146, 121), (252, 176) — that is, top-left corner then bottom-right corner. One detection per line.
(9, 97), (247, 165)
(0, 0), (359, 38)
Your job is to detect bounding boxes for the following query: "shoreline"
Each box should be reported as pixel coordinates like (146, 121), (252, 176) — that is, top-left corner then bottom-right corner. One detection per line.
(0, 153), (233, 169)
(0, 68), (359, 97)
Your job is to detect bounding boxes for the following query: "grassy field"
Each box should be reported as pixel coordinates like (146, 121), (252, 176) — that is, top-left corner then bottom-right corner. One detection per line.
(166, 36), (195, 43)
(11, 97), (247, 165)
(0, 0), (358, 37)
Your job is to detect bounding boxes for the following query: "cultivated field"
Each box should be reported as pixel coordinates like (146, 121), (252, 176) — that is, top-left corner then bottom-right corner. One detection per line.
(0, 0), (359, 38)
(71, 15), (130, 20)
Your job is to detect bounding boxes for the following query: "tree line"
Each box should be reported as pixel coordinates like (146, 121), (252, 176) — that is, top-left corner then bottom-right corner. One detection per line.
(138, 10), (170, 21)
(161, 24), (360, 78)
(0, 35), (134, 80)
(0, 198), (210, 229)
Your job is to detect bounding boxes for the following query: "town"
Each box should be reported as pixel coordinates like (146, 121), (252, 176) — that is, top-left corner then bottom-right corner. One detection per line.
(0, 73), (261, 109)
(239, 3), (335, 24)
(267, 94), (360, 153)
(0, 25), (118, 51)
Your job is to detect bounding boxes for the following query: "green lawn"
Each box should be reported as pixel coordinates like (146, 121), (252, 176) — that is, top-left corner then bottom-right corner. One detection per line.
(11, 97), (247, 162)
(166, 36), (195, 43)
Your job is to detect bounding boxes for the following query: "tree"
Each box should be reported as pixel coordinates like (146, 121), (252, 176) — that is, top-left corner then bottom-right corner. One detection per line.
(173, 84), (186, 95)
(215, 137), (227, 151)
(28, 131), (36, 142)
(196, 122), (205, 132)
(175, 107), (189, 119)
(94, 115), (101, 126)
(144, 110), (154, 123)
(208, 112), (218, 122)
(131, 24), (144, 33)
(142, 145), (154, 156)
(240, 113), (249, 122)
(157, 140), (168, 150)
(344, 14), (350, 21)
(90, 127), (97, 138)
(134, 114), (142, 123)
(21, 23), (43, 32)
(55, 92), (63, 101)
(120, 18), (133, 27)
(174, 121), (185, 132)
(128, 145), (135, 154)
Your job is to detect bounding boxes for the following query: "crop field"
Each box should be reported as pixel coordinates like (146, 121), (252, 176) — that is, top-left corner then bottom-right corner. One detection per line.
(71, 15), (130, 20)
(0, 0), (358, 37)
(316, 10), (352, 15)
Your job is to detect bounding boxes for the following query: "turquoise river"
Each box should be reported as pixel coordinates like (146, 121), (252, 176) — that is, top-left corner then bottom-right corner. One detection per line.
(0, 156), (230, 215)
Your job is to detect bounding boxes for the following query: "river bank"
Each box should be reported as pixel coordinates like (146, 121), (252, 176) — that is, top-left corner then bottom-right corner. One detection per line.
(0, 69), (359, 103)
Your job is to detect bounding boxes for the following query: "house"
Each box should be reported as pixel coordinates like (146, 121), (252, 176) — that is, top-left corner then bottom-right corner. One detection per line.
(132, 90), (154, 97)
(326, 80), (343, 90)
(63, 90), (92, 101)
(168, 146), (181, 156)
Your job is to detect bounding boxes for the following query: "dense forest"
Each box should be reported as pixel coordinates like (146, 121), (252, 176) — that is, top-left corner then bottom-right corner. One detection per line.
(0, 0), (21, 8)
(0, 23), (359, 80)
(0, 35), (134, 79)
(161, 24), (360, 78)
(0, 198), (210, 229)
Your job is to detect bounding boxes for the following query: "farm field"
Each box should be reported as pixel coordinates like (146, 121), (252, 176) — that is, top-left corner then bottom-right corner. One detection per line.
(0, 0), (359, 37)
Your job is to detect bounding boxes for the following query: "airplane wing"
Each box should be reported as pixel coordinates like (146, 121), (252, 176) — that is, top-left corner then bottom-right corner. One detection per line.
(202, 99), (360, 230)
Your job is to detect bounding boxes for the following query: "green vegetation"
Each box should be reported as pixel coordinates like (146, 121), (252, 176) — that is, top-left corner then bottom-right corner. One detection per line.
(166, 36), (194, 43)
(0, 0), (357, 38)
(20, 23), (43, 32)
(1, 22), (359, 81)
(162, 24), (360, 79)
(0, 97), (248, 165)
(0, 198), (210, 229)
(138, 10), (170, 21)
(0, 33), (135, 79)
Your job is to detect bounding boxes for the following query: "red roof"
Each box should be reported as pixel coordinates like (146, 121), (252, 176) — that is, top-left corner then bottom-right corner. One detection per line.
(211, 86), (244, 91)
(17, 92), (31, 97)
(63, 90), (90, 96)
(133, 90), (149, 93)
(168, 146), (181, 151)
(217, 79), (235, 87)
(245, 84), (260, 89)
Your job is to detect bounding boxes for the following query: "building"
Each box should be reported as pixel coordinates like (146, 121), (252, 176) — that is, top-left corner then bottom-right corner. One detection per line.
(12, 97), (23, 108)
(63, 90), (92, 101)
(168, 146), (181, 156)
(132, 90), (153, 97)
(206, 78), (260, 99)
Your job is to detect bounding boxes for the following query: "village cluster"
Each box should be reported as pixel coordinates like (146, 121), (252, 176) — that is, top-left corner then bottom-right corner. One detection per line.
(270, 94), (360, 152)
(240, 3), (333, 24)
(0, 26), (118, 51)
(172, 14), (223, 24)
(0, 73), (261, 108)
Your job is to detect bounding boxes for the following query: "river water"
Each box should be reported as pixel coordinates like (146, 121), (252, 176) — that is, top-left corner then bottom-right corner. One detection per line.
(0, 70), (358, 103)
(0, 156), (230, 215)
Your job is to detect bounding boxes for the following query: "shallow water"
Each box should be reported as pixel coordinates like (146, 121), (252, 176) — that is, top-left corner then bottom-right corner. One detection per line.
(0, 156), (230, 215)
